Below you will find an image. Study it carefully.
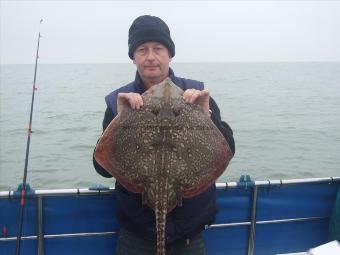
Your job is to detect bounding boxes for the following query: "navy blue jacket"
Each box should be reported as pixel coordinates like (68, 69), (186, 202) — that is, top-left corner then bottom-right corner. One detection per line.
(93, 68), (235, 243)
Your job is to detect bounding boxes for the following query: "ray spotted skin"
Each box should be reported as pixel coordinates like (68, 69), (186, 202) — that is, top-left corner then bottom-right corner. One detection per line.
(94, 79), (233, 255)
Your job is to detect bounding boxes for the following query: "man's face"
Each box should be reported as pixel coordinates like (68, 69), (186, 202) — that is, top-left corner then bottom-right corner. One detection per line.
(133, 41), (172, 85)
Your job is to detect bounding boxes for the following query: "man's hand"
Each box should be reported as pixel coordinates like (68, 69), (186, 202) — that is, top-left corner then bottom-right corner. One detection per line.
(117, 93), (144, 114)
(182, 89), (210, 116)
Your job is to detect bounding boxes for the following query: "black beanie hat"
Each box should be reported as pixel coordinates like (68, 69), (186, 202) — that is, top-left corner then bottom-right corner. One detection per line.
(128, 15), (175, 59)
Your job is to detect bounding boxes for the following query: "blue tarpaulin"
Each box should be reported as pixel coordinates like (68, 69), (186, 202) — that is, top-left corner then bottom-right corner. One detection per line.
(1, 178), (339, 255)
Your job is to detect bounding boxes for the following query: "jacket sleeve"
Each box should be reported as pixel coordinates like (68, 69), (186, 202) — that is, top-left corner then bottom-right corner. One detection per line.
(93, 107), (116, 178)
(209, 97), (235, 155)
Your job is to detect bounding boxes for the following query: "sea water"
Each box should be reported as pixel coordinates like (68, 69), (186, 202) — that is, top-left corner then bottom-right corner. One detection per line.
(0, 62), (339, 190)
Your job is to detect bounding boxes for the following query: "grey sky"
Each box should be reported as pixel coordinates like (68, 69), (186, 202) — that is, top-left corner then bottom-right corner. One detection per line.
(1, 1), (340, 64)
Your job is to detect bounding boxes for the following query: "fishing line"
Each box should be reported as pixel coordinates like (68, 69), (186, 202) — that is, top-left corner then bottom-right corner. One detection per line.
(15, 18), (43, 255)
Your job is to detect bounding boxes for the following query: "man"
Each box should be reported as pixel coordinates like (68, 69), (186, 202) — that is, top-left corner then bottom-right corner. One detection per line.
(93, 15), (235, 255)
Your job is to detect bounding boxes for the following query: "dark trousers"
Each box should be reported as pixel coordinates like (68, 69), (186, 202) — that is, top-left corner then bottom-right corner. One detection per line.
(116, 227), (206, 255)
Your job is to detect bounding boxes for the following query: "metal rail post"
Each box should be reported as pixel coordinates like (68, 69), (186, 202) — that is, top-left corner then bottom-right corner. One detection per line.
(247, 186), (258, 255)
(37, 195), (44, 255)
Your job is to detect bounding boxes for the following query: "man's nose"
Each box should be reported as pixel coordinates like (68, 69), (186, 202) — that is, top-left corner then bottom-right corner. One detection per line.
(145, 49), (156, 60)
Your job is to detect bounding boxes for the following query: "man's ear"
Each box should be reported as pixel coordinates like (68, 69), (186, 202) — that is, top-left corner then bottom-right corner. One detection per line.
(133, 58), (136, 64)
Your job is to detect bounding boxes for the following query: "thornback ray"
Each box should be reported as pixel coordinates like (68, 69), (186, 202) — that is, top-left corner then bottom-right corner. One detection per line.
(94, 78), (233, 255)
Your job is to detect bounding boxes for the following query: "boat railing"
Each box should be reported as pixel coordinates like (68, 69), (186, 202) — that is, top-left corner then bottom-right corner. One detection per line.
(1, 176), (339, 198)
(1, 176), (339, 255)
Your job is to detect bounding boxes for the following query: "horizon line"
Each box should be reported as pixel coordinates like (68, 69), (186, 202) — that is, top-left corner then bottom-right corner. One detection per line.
(1, 60), (340, 65)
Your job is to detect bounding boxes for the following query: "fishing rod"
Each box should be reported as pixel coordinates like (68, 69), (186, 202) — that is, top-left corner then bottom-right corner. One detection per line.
(15, 19), (43, 255)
